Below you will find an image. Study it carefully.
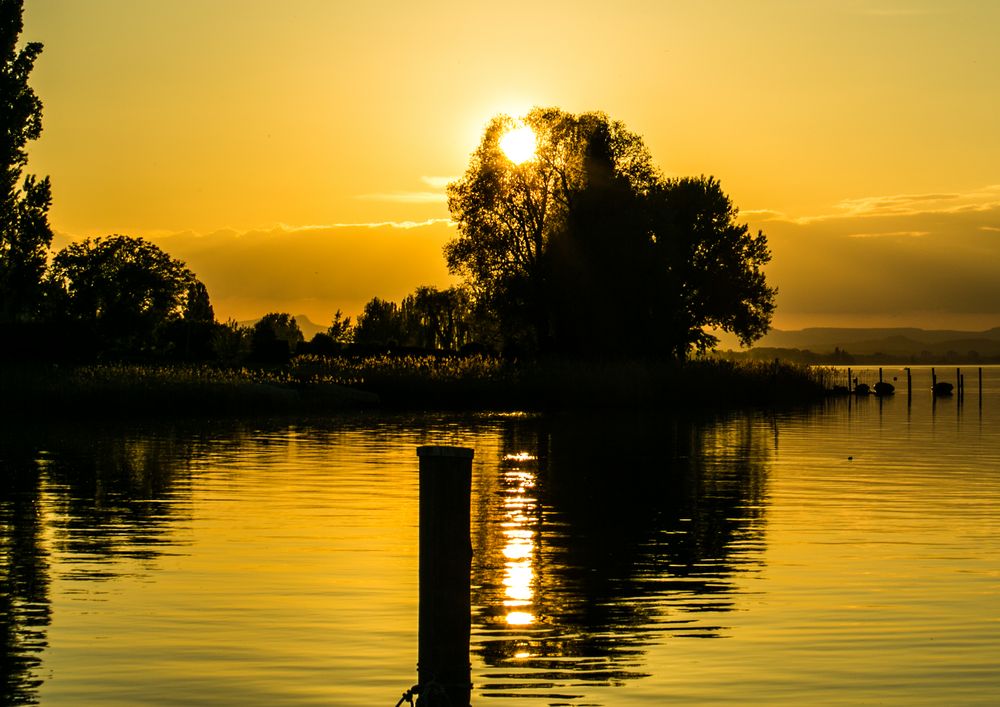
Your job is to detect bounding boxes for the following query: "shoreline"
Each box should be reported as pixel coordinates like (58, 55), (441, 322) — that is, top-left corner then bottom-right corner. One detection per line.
(0, 356), (828, 420)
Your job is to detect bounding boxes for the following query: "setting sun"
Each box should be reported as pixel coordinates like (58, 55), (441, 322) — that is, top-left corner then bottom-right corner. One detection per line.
(499, 125), (537, 165)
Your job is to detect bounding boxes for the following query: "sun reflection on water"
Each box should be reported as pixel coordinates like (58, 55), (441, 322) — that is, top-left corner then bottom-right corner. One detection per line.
(499, 453), (538, 626)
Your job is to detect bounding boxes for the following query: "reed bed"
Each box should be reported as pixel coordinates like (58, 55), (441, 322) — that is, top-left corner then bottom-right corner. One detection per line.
(1, 355), (826, 419)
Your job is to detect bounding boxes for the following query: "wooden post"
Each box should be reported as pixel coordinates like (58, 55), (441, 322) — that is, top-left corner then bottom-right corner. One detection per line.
(906, 367), (912, 399)
(932, 367), (937, 391)
(879, 367), (883, 383)
(847, 367), (853, 394)
(980, 367), (983, 408)
(957, 368), (962, 401)
(416, 445), (473, 707)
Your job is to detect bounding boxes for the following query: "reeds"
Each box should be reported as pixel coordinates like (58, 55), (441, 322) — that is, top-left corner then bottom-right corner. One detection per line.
(1, 355), (826, 419)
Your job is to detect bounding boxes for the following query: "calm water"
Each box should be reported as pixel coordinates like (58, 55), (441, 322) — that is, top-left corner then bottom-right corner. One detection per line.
(2, 366), (999, 705)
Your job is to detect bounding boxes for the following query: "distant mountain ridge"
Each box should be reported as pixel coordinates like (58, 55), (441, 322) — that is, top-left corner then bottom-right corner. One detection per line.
(738, 326), (1000, 357)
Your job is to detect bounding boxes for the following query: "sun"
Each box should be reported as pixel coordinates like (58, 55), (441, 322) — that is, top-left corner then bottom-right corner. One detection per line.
(499, 125), (537, 165)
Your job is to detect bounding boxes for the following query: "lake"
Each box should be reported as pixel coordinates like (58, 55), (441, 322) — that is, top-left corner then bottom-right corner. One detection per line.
(2, 365), (999, 705)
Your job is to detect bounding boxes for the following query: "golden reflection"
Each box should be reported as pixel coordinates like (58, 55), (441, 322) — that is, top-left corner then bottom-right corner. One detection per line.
(505, 611), (534, 625)
(500, 451), (538, 626)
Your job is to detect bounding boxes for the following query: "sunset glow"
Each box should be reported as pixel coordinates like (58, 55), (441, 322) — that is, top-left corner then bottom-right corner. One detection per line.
(20, 1), (1000, 329)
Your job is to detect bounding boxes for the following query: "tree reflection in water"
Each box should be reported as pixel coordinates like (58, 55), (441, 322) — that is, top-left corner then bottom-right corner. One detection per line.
(471, 411), (771, 699)
(1, 445), (51, 705)
(1, 412), (773, 704)
(0, 426), (200, 704)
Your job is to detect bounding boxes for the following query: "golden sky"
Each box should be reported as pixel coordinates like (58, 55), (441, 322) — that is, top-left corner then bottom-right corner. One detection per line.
(23, 0), (1000, 329)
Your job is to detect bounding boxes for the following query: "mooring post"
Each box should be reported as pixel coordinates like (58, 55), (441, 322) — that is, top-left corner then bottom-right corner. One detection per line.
(979, 367), (983, 408)
(956, 368), (962, 402)
(879, 367), (883, 383)
(906, 367), (912, 399)
(416, 445), (474, 707)
(932, 367), (937, 392)
(847, 367), (853, 394)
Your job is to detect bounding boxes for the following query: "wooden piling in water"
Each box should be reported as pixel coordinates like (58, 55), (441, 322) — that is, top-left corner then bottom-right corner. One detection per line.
(847, 367), (853, 394)
(932, 367), (937, 392)
(957, 368), (962, 401)
(879, 367), (884, 383)
(906, 367), (912, 398)
(980, 367), (983, 408)
(417, 445), (474, 707)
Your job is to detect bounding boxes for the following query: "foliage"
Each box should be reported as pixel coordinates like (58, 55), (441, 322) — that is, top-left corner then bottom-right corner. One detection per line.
(351, 287), (477, 351)
(250, 312), (303, 362)
(287, 352), (824, 409)
(446, 107), (776, 358)
(0, 0), (53, 322)
(212, 319), (253, 363)
(353, 296), (403, 347)
(327, 308), (353, 343)
(646, 176), (775, 355)
(1, 353), (827, 419)
(0, 361), (376, 417)
(46, 235), (210, 353)
(399, 286), (472, 350)
(183, 280), (214, 322)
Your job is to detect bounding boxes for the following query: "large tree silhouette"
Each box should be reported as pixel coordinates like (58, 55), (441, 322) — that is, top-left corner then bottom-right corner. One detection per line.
(0, 0), (53, 323)
(446, 107), (774, 358)
(46, 235), (211, 353)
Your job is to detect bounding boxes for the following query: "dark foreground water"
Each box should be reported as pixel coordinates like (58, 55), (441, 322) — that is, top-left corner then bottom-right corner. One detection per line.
(2, 366), (999, 705)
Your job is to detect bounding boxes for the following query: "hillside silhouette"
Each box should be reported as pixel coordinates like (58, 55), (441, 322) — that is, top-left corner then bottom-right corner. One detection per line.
(719, 326), (1000, 362)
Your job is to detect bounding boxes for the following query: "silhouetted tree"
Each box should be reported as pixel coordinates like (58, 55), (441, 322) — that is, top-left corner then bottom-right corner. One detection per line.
(158, 279), (218, 359)
(399, 286), (471, 350)
(326, 309), (353, 344)
(0, 0), (53, 322)
(298, 309), (353, 356)
(182, 280), (214, 323)
(353, 297), (404, 347)
(447, 107), (775, 358)
(646, 176), (774, 355)
(212, 318), (252, 363)
(250, 312), (303, 362)
(46, 235), (208, 354)
(446, 109), (658, 352)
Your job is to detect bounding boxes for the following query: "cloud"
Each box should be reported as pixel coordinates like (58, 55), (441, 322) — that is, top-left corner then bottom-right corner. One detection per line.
(755, 186), (1000, 328)
(846, 230), (929, 239)
(832, 193), (959, 217)
(791, 185), (1000, 224)
(285, 218), (453, 230)
(56, 220), (459, 324)
(355, 175), (457, 204)
(355, 191), (447, 204)
(420, 175), (457, 189)
(740, 208), (786, 222)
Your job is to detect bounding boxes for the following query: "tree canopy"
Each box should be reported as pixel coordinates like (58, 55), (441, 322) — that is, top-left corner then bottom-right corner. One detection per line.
(0, 0), (52, 322)
(352, 287), (472, 351)
(446, 107), (775, 358)
(46, 235), (211, 352)
(251, 312), (304, 361)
